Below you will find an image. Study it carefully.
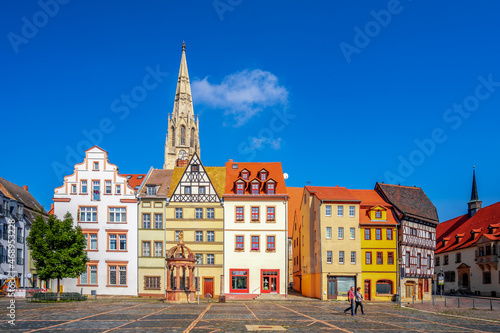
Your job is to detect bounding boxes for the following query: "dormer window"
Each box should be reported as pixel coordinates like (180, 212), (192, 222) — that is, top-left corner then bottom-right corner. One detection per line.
(251, 183), (259, 195)
(236, 182), (244, 195)
(241, 170), (249, 180)
(147, 186), (156, 196)
(375, 210), (382, 218)
(267, 183), (275, 195)
(260, 171), (267, 181)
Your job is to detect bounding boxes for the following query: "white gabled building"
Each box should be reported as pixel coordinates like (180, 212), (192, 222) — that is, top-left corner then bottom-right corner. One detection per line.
(53, 146), (143, 296)
(223, 160), (288, 300)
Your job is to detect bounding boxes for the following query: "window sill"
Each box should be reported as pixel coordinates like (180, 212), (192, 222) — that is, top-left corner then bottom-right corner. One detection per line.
(251, 220), (260, 223)
(106, 285), (128, 287)
(107, 222), (127, 224)
(235, 220), (245, 223)
(79, 193), (88, 195)
(266, 220), (276, 223)
(144, 288), (161, 290)
(107, 250), (128, 252)
(266, 249), (276, 253)
(251, 249), (260, 252)
(235, 248), (244, 252)
(76, 284), (99, 287)
(85, 249), (99, 252)
(79, 221), (98, 224)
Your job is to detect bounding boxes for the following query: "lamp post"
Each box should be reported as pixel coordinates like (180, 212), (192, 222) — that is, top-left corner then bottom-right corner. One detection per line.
(197, 257), (200, 305)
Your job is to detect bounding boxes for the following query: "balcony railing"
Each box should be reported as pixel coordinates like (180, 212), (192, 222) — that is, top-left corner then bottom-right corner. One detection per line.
(476, 254), (498, 264)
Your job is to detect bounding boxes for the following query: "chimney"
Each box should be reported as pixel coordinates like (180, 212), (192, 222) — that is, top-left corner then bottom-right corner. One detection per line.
(23, 185), (28, 192)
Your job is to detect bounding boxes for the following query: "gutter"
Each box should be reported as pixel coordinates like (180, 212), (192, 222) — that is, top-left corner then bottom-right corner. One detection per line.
(319, 200), (323, 300)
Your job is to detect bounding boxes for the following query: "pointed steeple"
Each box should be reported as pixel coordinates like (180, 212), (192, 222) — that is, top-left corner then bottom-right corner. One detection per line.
(470, 166), (478, 201)
(164, 42), (201, 170)
(173, 41), (194, 118)
(468, 166), (482, 217)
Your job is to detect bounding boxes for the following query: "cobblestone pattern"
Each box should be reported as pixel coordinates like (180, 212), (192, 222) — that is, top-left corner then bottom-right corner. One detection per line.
(1, 298), (499, 332)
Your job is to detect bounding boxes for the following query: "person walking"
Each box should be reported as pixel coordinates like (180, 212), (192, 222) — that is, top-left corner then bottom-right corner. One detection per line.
(355, 287), (365, 315)
(344, 286), (355, 316)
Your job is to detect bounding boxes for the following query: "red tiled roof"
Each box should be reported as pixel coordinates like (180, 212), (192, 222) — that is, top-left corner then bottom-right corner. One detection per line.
(350, 189), (398, 226)
(305, 186), (360, 202)
(120, 174), (147, 193)
(436, 201), (500, 254)
(224, 161), (286, 196)
(287, 187), (303, 238)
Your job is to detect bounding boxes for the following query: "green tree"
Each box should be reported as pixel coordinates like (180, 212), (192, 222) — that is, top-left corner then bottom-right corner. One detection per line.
(27, 213), (88, 297)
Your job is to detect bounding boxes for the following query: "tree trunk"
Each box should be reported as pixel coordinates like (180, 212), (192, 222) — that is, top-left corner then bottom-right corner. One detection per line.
(57, 278), (60, 301)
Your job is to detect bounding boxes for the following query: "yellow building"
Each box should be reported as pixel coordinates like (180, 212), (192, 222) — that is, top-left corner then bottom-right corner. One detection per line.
(300, 186), (362, 300)
(166, 154), (225, 299)
(137, 169), (173, 297)
(351, 190), (398, 301)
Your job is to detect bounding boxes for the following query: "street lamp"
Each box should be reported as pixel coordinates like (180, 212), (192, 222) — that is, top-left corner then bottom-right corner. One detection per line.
(440, 266), (443, 297)
(398, 258), (402, 308)
(197, 256), (200, 305)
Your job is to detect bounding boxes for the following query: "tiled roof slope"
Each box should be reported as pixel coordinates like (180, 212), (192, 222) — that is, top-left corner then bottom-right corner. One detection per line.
(350, 189), (398, 226)
(167, 167), (226, 198)
(376, 183), (439, 224)
(120, 174), (147, 192)
(305, 186), (360, 202)
(137, 169), (174, 198)
(224, 161), (286, 195)
(436, 201), (500, 254)
(0, 177), (44, 212)
(287, 187), (303, 238)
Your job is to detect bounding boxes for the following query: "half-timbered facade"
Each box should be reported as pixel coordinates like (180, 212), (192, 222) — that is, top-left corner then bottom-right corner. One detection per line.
(53, 146), (143, 296)
(166, 153), (225, 299)
(376, 183), (438, 301)
(223, 161), (288, 299)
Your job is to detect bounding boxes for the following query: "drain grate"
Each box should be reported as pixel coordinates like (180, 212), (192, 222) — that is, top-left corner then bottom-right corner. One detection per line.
(246, 325), (286, 331)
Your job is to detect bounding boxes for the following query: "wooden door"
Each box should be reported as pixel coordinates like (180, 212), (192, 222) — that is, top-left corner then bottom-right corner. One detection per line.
(418, 282), (423, 300)
(364, 280), (371, 301)
(203, 278), (213, 297)
(327, 276), (336, 300)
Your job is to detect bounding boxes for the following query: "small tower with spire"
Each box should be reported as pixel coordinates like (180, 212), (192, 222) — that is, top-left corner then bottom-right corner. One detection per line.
(164, 42), (201, 170)
(467, 166), (482, 217)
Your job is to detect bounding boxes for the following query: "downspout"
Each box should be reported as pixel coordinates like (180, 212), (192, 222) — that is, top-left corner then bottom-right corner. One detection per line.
(284, 198), (288, 298)
(164, 197), (169, 298)
(319, 200), (323, 300)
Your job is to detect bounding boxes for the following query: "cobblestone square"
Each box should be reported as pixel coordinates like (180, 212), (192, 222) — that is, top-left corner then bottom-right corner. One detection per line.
(2, 298), (499, 332)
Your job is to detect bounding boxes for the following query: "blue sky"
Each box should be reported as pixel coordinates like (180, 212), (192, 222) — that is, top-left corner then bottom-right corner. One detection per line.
(1, 0), (499, 221)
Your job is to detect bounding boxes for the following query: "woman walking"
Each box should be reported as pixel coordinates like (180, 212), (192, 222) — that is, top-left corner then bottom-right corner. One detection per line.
(355, 287), (365, 315)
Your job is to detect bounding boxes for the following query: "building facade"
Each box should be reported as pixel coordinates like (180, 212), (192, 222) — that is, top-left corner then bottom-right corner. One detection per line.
(0, 178), (49, 288)
(351, 189), (398, 301)
(299, 186), (362, 301)
(137, 168), (173, 297)
(166, 154), (225, 299)
(223, 161), (288, 299)
(435, 169), (499, 297)
(376, 183), (438, 301)
(164, 42), (200, 170)
(53, 146), (142, 296)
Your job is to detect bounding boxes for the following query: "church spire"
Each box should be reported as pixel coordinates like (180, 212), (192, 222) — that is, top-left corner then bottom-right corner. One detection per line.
(468, 166), (482, 218)
(164, 42), (201, 170)
(173, 41), (194, 118)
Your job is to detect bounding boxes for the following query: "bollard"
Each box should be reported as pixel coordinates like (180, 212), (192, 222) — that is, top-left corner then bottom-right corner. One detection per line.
(413, 295), (415, 305)
(473, 298), (475, 309)
(421, 295), (424, 305)
(458, 297), (460, 308)
(445, 297), (447, 307)
(433, 294), (435, 306)
(490, 299), (493, 311)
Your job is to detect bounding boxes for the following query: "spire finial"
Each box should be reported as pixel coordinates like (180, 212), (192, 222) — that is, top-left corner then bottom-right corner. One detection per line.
(470, 166), (478, 201)
(182, 41), (186, 52)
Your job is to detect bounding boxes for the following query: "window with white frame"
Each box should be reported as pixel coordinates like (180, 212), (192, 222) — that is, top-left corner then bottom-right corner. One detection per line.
(207, 254), (214, 265)
(154, 214), (162, 229)
(195, 231), (203, 242)
(147, 186), (156, 196)
(154, 242), (162, 257)
(327, 251), (332, 264)
(184, 186), (191, 194)
(80, 264), (97, 285)
(337, 205), (343, 217)
(325, 205), (331, 216)
(71, 184), (77, 194)
(81, 180), (88, 194)
(142, 214), (151, 228)
(207, 231), (214, 242)
(115, 185), (121, 194)
(175, 230), (182, 241)
(207, 208), (214, 219)
(109, 207), (126, 223)
(195, 208), (203, 219)
(199, 186), (206, 194)
(89, 234), (97, 250)
(349, 206), (355, 217)
(326, 227), (332, 239)
(142, 242), (151, 256)
(105, 181), (112, 194)
(338, 227), (344, 240)
(350, 227), (355, 240)
(108, 265), (127, 286)
(351, 251), (356, 264)
(80, 207), (97, 222)
(339, 251), (344, 264)
(92, 181), (100, 201)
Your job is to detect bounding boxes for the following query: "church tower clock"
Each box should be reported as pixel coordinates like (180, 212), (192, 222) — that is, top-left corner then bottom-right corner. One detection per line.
(164, 42), (201, 170)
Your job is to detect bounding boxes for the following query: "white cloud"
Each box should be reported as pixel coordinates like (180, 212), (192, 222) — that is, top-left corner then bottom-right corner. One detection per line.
(192, 69), (288, 127)
(250, 137), (282, 150)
